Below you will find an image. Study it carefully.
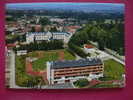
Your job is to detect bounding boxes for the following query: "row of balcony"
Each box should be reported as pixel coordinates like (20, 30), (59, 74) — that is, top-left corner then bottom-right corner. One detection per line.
(54, 68), (103, 75)
(54, 65), (103, 72)
(54, 70), (103, 78)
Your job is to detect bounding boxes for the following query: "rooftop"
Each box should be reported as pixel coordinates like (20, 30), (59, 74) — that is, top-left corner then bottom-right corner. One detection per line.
(84, 44), (94, 49)
(51, 58), (103, 69)
(6, 43), (16, 47)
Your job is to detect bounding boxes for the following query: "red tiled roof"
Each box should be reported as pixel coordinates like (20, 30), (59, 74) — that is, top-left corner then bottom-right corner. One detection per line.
(67, 26), (81, 29)
(84, 44), (94, 49)
(6, 44), (16, 47)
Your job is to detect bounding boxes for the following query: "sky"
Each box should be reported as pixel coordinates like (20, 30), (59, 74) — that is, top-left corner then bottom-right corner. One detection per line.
(6, 3), (125, 12)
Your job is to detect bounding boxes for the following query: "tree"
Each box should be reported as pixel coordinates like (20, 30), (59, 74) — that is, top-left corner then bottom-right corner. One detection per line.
(31, 27), (35, 32)
(68, 20), (124, 55)
(73, 79), (89, 88)
(39, 17), (50, 26)
(14, 40), (64, 52)
(68, 42), (87, 58)
(50, 27), (57, 32)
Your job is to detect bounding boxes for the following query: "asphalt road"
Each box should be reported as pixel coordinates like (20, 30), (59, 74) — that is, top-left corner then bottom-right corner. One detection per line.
(8, 50), (22, 88)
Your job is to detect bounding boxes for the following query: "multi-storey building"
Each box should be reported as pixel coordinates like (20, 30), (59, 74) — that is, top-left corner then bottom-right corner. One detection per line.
(47, 58), (104, 84)
(26, 31), (71, 44)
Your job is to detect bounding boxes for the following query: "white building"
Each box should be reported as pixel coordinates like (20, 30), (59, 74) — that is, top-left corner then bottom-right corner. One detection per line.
(17, 50), (27, 56)
(50, 18), (65, 23)
(47, 58), (104, 84)
(84, 44), (110, 60)
(26, 32), (71, 44)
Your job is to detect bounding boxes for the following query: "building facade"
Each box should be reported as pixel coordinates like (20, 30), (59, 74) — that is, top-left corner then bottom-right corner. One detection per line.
(17, 50), (27, 56)
(26, 32), (71, 44)
(47, 58), (104, 84)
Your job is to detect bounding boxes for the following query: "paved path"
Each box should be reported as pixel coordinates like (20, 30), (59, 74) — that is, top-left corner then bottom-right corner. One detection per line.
(109, 55), (125, 65)
(75, 54), (82, 60)
(96, 49), (125, 65)
(89, 41), (125, 65)
(44, 83), (74, 89)
(8, 50), (22, 88)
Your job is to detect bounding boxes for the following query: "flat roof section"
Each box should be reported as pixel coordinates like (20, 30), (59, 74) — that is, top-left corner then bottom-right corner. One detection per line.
(51, 58), (103, 69)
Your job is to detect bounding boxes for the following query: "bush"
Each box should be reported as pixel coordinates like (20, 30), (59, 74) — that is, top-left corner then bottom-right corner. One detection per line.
(65, 48), (76, 57)
(68, 42), (87, 58)
(99, 76), (114, 81)
(73, 79), (89, 88)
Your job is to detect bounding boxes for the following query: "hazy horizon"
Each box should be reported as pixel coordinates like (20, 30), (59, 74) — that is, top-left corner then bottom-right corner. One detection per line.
(6, 3), (124, 13)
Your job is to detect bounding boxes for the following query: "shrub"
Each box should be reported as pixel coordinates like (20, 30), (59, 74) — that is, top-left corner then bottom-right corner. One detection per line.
(73, 79), (89, 88)
(68, 43), (87, 58)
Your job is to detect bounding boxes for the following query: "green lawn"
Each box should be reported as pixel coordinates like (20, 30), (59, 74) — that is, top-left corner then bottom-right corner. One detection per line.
(27, 51), (38, 57)
(91, 59), (125, 88)
(32, 49), (76, 71)
(91, 83), (120, 88)
(64, 49), (76, 60)
(32, 51), (59, 71)
(15, 55), (44, 87)
(6, 34), (19, 40)
(103, 59), (125, 80)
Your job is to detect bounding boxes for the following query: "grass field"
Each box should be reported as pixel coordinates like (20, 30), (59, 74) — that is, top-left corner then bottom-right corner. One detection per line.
(31, 49), (76, 71)
(6, 34), (19, 40)
(32, 51), (59, 71)
(103, 59), (125, 80)
(91, 83), (120, 88)
(15, 49), (76, 87)
(27, 51), (38, 57)
(64, 50), (76, 60)
(25, 49), (76, 71)
(73, 59), (125, 88)
(15, 55), (43, 87)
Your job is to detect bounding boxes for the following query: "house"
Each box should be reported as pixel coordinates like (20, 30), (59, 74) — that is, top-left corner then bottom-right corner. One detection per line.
(47, 58), (104, 84)
(50, 18), (65, 23)
(84, 44), (95, 53)
(6, 43), (16, 48)
(17, 50), (27, 56)
(26, 32), (71, 44)
(84, 44), (110, 60)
